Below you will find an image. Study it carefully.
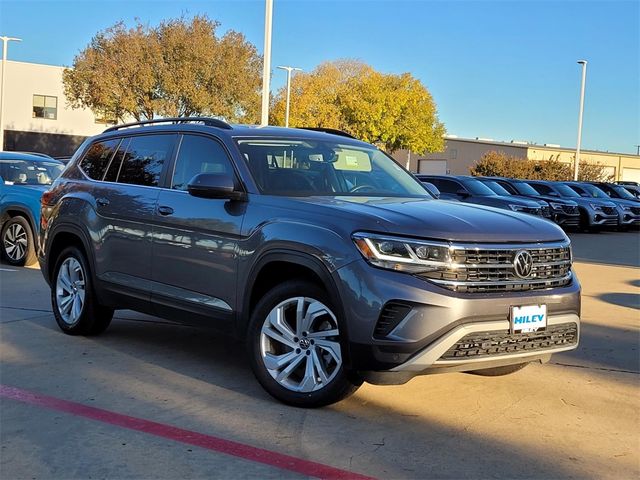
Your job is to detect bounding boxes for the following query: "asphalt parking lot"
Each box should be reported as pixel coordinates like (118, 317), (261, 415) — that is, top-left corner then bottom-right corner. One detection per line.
(1, 231), (638, 479)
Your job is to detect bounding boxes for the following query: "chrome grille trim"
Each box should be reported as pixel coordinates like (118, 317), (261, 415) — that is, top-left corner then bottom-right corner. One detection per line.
(419, 241), (572, 293)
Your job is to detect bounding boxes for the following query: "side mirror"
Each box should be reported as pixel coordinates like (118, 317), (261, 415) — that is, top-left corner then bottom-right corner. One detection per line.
(580, 193), (590, 197)
(456, 188), (470, 198)
(187, 173), (246, 201)
(548, 191), (559, 197)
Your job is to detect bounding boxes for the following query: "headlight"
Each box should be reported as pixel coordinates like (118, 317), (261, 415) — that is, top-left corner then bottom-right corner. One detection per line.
(352, 233), (452, 273)
(590, 203), (603, 210)
(509, 204), (527, 212)
(622, 205), (631, 211)
(549, 202), (564, 210)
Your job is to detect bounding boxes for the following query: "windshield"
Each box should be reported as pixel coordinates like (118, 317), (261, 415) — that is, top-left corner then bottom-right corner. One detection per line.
(482, 180), (511, 196)
(513, 181), (539, 196)
(463, 179), (497, 196)
(236, 138), (428, 197)
(610, 184), (637, 200)
(554, 184), (581, 198)
(578, 183), (609, 199)
(0, 159), (64, 186)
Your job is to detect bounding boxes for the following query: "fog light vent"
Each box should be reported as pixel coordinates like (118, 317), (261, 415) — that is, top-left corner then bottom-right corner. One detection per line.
(374, 302), (412, 338)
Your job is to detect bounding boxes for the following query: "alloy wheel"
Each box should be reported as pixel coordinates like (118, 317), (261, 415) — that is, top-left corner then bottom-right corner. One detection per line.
(260, 296), (342, 393)
(3, 223), (27, 261)
(55, 257), (86, 325)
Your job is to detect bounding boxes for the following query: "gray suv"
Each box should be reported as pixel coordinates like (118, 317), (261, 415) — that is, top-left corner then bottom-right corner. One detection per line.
(40, 118), (581, 407)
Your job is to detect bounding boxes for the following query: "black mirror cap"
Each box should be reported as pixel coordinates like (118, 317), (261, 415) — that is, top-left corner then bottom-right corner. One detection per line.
(187, 173), (247, 201)
(456, 188), (470, 198)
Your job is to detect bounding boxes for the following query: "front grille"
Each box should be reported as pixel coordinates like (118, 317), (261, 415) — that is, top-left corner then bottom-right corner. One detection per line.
(419, 242), (572, 293)
(631, 207), (640, 215)
(541, 206), (551, 217)
(522, 207), (542, 215)
(440, 322), (578, 360)
(602, 206), (617, 215)
(562, 205), (579, 214)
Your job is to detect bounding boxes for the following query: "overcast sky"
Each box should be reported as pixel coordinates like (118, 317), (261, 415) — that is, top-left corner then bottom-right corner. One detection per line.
(1, 0), (638, 154)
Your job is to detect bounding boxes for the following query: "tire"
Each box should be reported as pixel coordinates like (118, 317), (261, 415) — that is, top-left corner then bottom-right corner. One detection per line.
(467, 362), (529, 377)
(247, 280), (362, 407)
(1, 216), (37, 266)
(51, 246), (113, 336)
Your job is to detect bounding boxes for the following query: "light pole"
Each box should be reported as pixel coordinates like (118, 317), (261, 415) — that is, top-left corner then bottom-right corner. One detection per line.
(277, 65), (301, 127)
(0, 36), (22, 151)
(260, 0), (273, 126)
(574, 60), (588, 181)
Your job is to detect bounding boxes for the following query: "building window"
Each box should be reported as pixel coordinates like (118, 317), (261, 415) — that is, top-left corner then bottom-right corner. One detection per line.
(449, 148), (457, 160)
(33, 95), (57, 120)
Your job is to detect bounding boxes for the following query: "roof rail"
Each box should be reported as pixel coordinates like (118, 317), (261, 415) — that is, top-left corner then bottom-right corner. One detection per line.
(300, 127), (356, 139)
(103, 117), (232, 133)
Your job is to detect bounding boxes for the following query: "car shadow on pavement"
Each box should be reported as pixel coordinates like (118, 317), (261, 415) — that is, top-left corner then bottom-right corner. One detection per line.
(596, 292), (640, 310)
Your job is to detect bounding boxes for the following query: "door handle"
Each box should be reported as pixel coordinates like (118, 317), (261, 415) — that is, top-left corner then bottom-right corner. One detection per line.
(157, 205), (174, 216)
(96, 198), (110, 207)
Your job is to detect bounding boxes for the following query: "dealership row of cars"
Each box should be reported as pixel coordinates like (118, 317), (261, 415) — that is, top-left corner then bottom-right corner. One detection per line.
(418, 174), (640, 231)
(0, 150), (638, 269)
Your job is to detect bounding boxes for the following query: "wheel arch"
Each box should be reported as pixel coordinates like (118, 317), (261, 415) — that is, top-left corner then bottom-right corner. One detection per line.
(0, 205), (37, 238)
(240, 251), (346, 338)
(45, 224), (94, 285)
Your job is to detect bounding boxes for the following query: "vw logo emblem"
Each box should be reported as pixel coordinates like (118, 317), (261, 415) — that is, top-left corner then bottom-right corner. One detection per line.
(299, 338), (311, 350)
(513, 250), (534, 278)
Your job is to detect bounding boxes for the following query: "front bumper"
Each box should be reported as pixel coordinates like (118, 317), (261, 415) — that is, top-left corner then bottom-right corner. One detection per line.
(587, 209), (618, 227)
(618, 209), (640, 226)
(552, 209), (580, 227)
(335, 259), (581, 383)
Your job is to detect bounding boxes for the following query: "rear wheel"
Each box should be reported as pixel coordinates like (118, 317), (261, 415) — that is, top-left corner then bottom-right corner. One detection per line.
(1, 216), (36, 266)
(248, 281), (362, 407)
(468, 362), (529, 376)
(51, 246), (113, 336)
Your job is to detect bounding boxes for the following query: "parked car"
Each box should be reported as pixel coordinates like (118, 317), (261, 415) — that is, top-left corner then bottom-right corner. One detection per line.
(524, 180), (618, 231)
(563, 182), (640, 228)
(480, 176), (580, 228)
(589, 182), (640, 203)
(0, 152), (65, 266)
(418, 175), (545, 215)
(40, 118), (581, 407)
(420, 180), (441, 199)
(616, 181), (639, 186)
(620, 184), (640, 199)
(474, 177), (553, 219)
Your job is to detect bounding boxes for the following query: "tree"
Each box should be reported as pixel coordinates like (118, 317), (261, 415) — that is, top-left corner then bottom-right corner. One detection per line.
(469, 150), (613, 181)
(270, 60), (445, 154)
(63, 16), (262, 123)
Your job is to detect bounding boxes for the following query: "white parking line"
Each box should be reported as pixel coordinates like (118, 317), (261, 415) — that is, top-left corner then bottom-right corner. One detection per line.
(0, 268), (17, 272)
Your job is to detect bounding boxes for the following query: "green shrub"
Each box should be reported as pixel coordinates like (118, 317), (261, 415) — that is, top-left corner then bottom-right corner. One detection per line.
(469, 151), (613, 181)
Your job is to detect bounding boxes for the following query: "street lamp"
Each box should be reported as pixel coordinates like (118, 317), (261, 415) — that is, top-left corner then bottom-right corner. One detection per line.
(574, 60), (588, 181)
(260, 0), (273, 126)
(277, 65), (302, 127)
(0, 36), (22, 151)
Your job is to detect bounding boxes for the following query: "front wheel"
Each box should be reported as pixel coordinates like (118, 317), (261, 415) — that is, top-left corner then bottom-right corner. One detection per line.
(51, 246), (113, 336)
(248, 281), (362, 407)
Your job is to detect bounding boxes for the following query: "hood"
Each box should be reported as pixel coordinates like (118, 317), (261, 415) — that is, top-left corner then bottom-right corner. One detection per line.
(6, 184), (50, 193)
(292, 196), (567, 243)
(568, 196), (616, 208)
(519, 194), (577, 206)
(478, 195), (542, 208)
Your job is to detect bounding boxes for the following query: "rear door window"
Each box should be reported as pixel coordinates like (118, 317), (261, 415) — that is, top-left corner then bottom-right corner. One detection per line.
(80, 139), (120, 180)
(110, 135), (176, 187)
(432, 178), (461, 194)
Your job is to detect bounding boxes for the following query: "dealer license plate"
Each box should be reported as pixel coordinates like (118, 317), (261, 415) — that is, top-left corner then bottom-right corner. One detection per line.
(510, 304), (547, 333)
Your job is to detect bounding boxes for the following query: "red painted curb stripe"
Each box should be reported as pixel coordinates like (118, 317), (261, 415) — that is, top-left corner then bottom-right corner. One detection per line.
(0, 385), (375, 480)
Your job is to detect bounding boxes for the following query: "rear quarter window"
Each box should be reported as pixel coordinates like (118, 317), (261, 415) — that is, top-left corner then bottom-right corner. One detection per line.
(79, 139), (120, 180)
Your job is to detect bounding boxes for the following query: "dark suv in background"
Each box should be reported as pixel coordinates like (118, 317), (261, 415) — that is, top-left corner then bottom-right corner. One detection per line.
(418, 175), (545, 215)
(524, 180), (618, 231)
(480, 176), (580, 228)
(40, 118), (581, 407)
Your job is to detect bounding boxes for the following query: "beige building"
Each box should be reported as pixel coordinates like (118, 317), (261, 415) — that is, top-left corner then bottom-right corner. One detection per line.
(393, 136), (640, 182)
(0, 61), (110, 156)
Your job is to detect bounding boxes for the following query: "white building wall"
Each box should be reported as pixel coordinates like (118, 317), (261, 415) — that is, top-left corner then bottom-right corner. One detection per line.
(1, 60), (106, 137)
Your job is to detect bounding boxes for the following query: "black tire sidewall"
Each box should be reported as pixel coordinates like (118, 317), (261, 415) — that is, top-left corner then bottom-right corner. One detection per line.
(1, 216), (36, 266)
(51, 246), (111, 335)
(247, 280), (361, 408)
